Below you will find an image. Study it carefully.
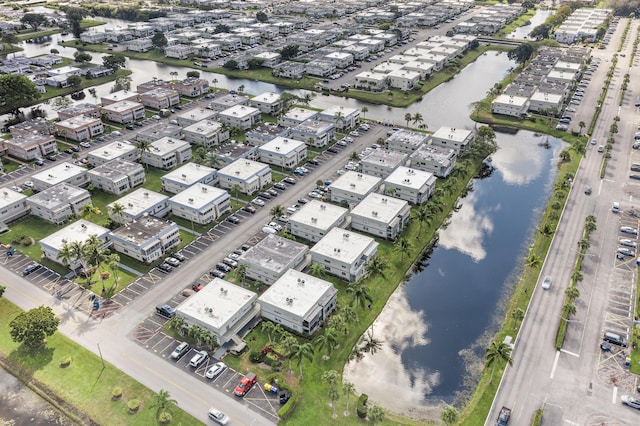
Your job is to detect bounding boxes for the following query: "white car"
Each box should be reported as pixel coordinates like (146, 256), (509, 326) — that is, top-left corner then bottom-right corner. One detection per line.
(617, 247), (635, 257)
(24, 181), (34, 188)
(268, 221), (283, 231)
(205, 362), (227, 380)
(621, 226), (639, 235)
(541, 275), (552, 290)
(10, 186), (23, 193)
(252, 198), (265, 207)
(620, 239), (637, 248)
(208, 408), (229, 425)
(80, 142), (91, 148)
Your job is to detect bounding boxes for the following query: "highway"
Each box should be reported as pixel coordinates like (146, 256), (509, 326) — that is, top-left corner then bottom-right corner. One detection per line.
(488, 18), (640, 425)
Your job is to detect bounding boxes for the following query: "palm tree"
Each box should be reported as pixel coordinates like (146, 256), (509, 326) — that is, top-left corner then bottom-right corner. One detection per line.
(328, 387), (339, 417)
(237, 84), (245, 94)
(413, 206), (430, 239)
(290, 342), (314, 378)
(404, 112), (412, 127)
(511, 308), (524, 329)
(168, 316), (187, 336)
(315, 327), (339, 360)
(269, 204), (285, 221)
(365, 256), (386, 297)
(110, 202), (126, 224)
(237, 263), (248, 286)
(272, 323), (285, 342)
(578, 121), (585, 135)
(565, 286), (580, 300)
(440, 405), (459, 425)
(585, 220), (597, 235)
(211, 78), (218, 90)
(571, 270), (583, 284)
(395, 237), (412, 261)
(564, 302), (576, 318)
(347, 281), (373, 322)
(280, 333), (298, 373)
(369, 405), (385, 425)
(80, 203), (100, 220)
(150, 389), (178, 421)
(485, 340), (513, 384)
(107, 253), (120, 287)
(68, 240), (88, 277)
(537, 223), (554, 238)
(361, 329), (381, 354)
(261, 320), (275, 344)
(134, 140), (152, 169)
(412, 112), (424, 128)
(361, 106), (368, 120)
(57, 242), (76, 276)
(349, 151), (360, 161)
(577, 238), (590, 251)
(343, 381), (355, 416)
(526, 254), (541, 269)
(309, 262), (326, 278)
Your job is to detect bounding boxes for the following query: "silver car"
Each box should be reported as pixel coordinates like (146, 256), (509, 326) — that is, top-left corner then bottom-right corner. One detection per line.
(622, 394), (640, 410)
(620, 239), (637, 248)
(205, 362), (227, 379)
(617, 247), (635, 257)
(620, 226), (639, 235)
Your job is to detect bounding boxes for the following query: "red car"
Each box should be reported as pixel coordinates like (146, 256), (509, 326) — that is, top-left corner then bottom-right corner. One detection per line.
(233, 372), (257, 397)
(192, 283), (203, 292)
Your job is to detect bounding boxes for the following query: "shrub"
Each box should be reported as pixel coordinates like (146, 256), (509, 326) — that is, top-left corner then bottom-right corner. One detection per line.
(159, 412), (172, 424)
(249, 349), (264, 363)
(59, 356), (72, 368)
(278, 395), (296, 419)
(356, 393), (368, 419)
(127, 399), (140, 413)
(111, 387), (123, 400)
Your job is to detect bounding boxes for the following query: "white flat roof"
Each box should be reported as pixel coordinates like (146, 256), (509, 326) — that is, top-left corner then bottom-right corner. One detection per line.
(530, 91), (563, 103)
(320, 105), (359, 118)
(218, 159), (270, 180)
(350, 193), (408, 223)
(32, 162), (86, 186)
(109, 188), (168, 216)
(89, 140), (137, 161)
(329, 170), (381, 196)
(0, 187), (27, 206)
(28, 183), (88, 210)
(493, 94), (529, 106)
(176, 108), (217, 122)
(361, 149), (407, 168)
(176, 278), (256, 330)
(240, 234), (308, 274)
(431, 126), (473, 143)
(150, 137), (191, 156)
(101, 90), (139, 102)
(219, 104), (260, 119)
(183, 119), (223, 135)
(252, 92), (280, 104)
(162, 162), (216, 184)
(40, 219), (109, 251)
(259, 269), (335, 318)
(101, 100), (143, 112)
(259, 136), (305, 155)
(385, 166), (435, 190)
(170, 184), (228, 209)
(57, 115), (101, 129)
(310, 227), (377, 264)
(282, 107), (318, 122)
(289, 200), (347, 230)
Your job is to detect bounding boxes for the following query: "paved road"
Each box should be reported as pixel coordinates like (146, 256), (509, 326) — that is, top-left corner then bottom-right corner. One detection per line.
(0, 120), (386, 424)
(488, 18), (640, 426)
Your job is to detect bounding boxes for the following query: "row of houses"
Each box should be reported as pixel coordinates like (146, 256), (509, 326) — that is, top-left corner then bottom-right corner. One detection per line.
(554, 8), (611, 44)
(491, 46), (591, 117)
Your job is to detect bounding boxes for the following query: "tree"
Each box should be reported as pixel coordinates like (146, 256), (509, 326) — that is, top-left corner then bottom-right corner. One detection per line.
(564, 302), (577, 318)
(10, 305), (60, 348)
(80, 203), (100, 220)
(103, 54), (126, 71)
(290, 342), (314, 377)
(57, 243), (77, 274)
(151, 31), (168, 49)
(256, 11), (269, 22)
(65, 7), (87, 38)
(414, 206), (430, 239)
(107, 253), (120, 286)
(110, 202), (126, 224)
(315, 327), (339, 360)
(361, 106), (368, 120)
(134, 140), (152, 168)
(369, 405), (385, 425)
(309, 263), (326, 278)
(67, 75), (82, 88)
(365, 256), (386, 297)
(186, 70), (200, 78)
(261, 320), (275, 344)
(578, 121), (585, 135)
(342, 381), (355, 416)
(280, 333), (298, 373)
(347, 281), (373, 322)
(565, 286), (580, 300)
(21, 13), (49, 31)
(441, 405), (459, 425)
(280, 45), (300, 61)
(0, 285), (5, 298)
(404, 113), (412, 127)
(322, 370), (340, 416)
(0, 74), (42, 116)
(269, 205), (285, 221)
(73, 51), (92, 63)
(526, 253), (541, 269)
(395, 237), (412, 261)
(571, 270), (583, 284)
(485, 340), (513, 384)
(150, 389), (177, 422)
(511, 308), (524, 329)
(236, 263), (248, 286)
(529, 23), (550, 40)
(214, 24), (230, 34)
(412, 112), (424, 128)
(51, 95), (73, 111)
(223, 60), (238, 70)
(507, 43), (534, 64)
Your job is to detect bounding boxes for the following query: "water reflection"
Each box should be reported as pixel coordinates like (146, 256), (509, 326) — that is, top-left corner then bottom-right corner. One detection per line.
(491, 133), (550, 186)
(508, 10), (553, 39)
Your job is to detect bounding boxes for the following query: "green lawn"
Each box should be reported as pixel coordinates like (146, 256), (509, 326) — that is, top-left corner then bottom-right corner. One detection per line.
(2, 158), (24, 173)
(0, 298), (200, 425)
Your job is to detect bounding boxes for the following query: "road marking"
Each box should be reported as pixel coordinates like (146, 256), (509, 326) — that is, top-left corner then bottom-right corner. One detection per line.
(612, 386), (618, 403)
(559, 348), (580, 357)
(564, 420), (580, 425)
(550, 350), (560, 379)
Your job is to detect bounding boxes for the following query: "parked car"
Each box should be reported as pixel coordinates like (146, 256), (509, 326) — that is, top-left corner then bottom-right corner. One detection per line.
(209, 269), (226, 279)
(24, 181), (34, 188)
(298, 198), (309, 204)
(584, 186), (592, 195)
(35, 159), (45, 166)
(156, 304), (175, 318)
(207, 408), (229, 425)
(617, 247), (635, 257)
(189, 350), (208, 368)
(206, 362), (227, 379)
(622, 395), (640, 410)
(274, 182), (287, 190)
(243, 204), (257, 214)
(216, 263), (232, 273)
(286, 206), (298, 215)
(191, 282), (204, 292)
(258, 191), (272, 200)
(171, 252), (186, 262)
(620, 239), (637, 248)
(157, 263), (173, 273)
(71, 146), (80, 152)
(337, 140), (348, 147)
(327, 147), (339, 153)
(234, 372), (257, 396)
(268, 221), (283, 232)
(308, 191), (322, 199)
(283, 177), (297, 184)
(278, 215), (289, 223)
(262, 226), (277, 234)
(165, 257), (180, 267)
(170, 342), (190, 360)
(541, 275), (552, 290)
(267, 189), (278, 197)
(80, 142), (91, 148)
(252, 198), (266, 207)
(22, 263), (42, 276)
(224, 213), (242, 224)
(11, 186), (23, 193)
(620, 226), (639, 235)
(222, 257), (238, 268)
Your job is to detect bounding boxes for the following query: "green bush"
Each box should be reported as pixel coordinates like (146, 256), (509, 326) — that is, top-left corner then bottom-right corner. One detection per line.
(59, 356), (72, 368)
(356, 393), (368, 419)
(111, 387), (123, 400)
(249, 350), (263, 363)
(158, 412), (172, 424)
(532, 408), (543, 425)
(278, 395), (296, 419)
(127, 399), (140, 413)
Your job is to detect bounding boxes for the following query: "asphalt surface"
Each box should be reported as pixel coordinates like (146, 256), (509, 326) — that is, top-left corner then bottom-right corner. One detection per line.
(488, 18), (640, 426)
(0, 116), (387, 424)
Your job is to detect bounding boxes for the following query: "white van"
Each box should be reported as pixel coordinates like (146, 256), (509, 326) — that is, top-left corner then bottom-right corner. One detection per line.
(612, 202), (620, 213)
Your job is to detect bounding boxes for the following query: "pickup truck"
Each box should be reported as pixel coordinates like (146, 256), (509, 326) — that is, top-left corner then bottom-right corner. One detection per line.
(497, 406), (511, 425)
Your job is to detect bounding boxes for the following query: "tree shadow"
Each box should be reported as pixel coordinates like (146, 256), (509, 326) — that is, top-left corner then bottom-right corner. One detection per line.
(8, 344), (55, 375)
